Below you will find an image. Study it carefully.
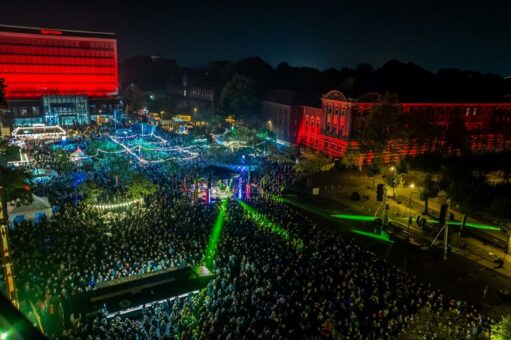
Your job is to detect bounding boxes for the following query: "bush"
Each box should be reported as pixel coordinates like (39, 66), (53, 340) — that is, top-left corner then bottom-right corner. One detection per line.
(351, 191), (361, 201)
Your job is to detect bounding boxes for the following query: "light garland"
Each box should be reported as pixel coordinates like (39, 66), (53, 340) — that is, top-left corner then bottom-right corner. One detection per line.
(109, 134), (199, 164)
(90, 198), (144, 210)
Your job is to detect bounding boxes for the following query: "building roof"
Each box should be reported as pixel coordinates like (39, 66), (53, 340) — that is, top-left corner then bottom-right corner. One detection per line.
(0, 24), (116, 39)
(8, 194), (51, 214)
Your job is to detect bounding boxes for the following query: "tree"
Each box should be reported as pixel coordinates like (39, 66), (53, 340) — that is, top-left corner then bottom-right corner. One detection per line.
(367, 162), (381, 189)
(294, 154), (334, 188)
(444, 113), (469, 155)
(360, 92), (405, 163)
(79, 181), (102, 205)
(492, 315), (511, 340)
(54, 150), (74, 174)
(398, 306), (472, 340)
(0, 139), (32, 204)
(218, 74), (260, 121)
(405, 109), (437, 154)
(126, 174), (158, 199)
(386, 171), (400, 198)
(341, 147), (360, 171)
(419, 173), (439, 215)
(123, 83), (146, 113)
(109, 157), (131, 186)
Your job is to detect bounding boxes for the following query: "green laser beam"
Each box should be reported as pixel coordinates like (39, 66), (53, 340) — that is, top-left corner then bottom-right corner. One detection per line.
(331, 214), (376, 222)
(449, 221), (501, 231)
(237, 200), (304, 250)
(420, 218), (501, 231)
(351, 228), (394, 243)
(203, 199), (228, 270)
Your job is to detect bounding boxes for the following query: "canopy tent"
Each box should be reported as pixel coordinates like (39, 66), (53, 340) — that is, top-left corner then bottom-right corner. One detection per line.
(70, 147), (89, 162)
(8, 194), (52, 227)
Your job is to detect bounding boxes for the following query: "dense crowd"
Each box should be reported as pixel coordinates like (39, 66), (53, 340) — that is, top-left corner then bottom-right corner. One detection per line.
(8, 127), (494, 339)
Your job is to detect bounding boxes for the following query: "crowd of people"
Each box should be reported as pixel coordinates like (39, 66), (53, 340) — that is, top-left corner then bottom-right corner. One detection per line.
(7, 125), (495, 339)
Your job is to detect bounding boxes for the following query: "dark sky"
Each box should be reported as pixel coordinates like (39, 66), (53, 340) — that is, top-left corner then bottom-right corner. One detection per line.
(2, 0), (510, 75)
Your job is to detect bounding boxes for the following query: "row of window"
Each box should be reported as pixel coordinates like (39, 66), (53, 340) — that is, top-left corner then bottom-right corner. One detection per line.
(10, 106), (40, 116)
(0, 55), (116, 66)
(10, 103), (117, 116)
(305, 136), (344, 152)
(0, 45), (115, 58)
(0, 64), (116, 75)
(305, 115), (320, 127)
(326, 106), (347, 115)
(0, 36), (114, 50)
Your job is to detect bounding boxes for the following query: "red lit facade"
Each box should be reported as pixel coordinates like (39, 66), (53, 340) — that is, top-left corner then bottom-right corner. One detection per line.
(0, 25), (119, 126)
(264, 89), (511, 164)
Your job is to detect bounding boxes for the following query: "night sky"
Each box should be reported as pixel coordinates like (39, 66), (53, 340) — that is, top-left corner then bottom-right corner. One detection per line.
(2, 0), (510, 75)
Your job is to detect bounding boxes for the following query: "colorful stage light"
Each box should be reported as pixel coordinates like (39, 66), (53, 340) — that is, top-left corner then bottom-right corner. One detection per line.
(351, 228), (394, 243)
(203, 199), (228, 270)
(237, 200), (304, 250)
(331, 214), (376, 222)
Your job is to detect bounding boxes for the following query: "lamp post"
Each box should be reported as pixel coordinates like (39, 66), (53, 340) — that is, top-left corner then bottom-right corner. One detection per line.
(407, 183), (415, 240)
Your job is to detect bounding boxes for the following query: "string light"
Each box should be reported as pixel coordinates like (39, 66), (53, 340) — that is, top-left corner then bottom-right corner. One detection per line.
(90, 198), (143, 210)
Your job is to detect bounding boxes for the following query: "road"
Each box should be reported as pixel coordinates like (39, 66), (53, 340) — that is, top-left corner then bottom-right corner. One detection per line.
(286, 172), (511, 316)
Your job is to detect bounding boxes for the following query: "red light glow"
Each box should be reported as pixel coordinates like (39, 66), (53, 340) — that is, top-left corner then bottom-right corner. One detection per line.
(0, 31), (118, 99)
(40, 29), (63, 36)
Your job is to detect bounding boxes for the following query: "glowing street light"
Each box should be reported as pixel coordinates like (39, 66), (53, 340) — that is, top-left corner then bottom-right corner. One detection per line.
(407, 183), (415, 240)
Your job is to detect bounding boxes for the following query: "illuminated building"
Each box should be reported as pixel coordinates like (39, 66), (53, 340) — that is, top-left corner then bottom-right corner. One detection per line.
(0, 25), (120, 127)
(264, 89), (511, 164)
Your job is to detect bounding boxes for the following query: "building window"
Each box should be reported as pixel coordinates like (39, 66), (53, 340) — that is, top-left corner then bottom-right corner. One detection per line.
(20, 107), (28, 116)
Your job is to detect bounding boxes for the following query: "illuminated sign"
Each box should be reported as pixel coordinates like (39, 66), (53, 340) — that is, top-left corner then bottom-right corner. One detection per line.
(40, 29), (63, 36)
(175, 114), (192, 122)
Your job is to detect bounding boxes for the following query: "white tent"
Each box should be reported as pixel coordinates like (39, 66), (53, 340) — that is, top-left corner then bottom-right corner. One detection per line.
(8, 194), (52, 227)
(70, 147), (88, 162)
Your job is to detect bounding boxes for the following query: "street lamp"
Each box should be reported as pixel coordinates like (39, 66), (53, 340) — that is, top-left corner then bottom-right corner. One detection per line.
(407, 183), (415, 240)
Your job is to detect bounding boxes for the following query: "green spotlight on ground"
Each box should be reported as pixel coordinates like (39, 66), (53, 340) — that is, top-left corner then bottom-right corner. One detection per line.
(332, 214), (376, 222)
(237, 200), (304, 250)
(351, 228), (394, 243)
(203, 199), (228, 270)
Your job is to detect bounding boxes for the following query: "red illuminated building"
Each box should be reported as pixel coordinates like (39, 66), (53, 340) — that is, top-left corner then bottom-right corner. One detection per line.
(263, 89), (511, 165)
(0, 25), (120, 126)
